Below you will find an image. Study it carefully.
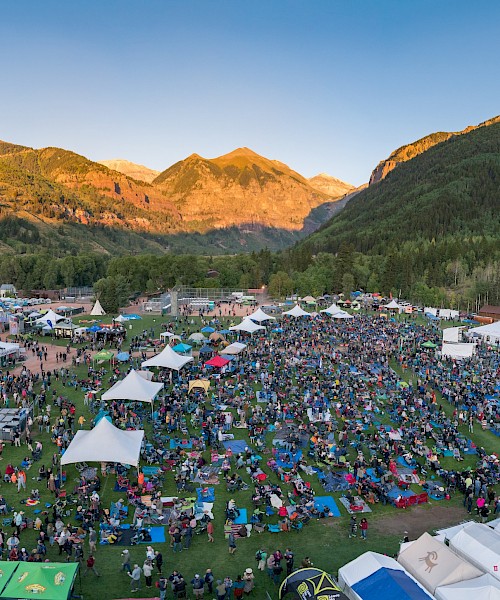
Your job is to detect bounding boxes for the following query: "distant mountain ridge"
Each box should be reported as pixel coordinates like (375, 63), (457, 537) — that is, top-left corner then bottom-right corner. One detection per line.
(369, 115), (500, 184)
(0, 141), (351, 255)
(99, 159), (160, 183)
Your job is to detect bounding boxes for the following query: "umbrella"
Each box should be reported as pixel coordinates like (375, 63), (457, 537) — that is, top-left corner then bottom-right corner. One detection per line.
(201, 326), (215, 333)
(116, 352), (130, 362)
(189, 333), (206, 342)
(422, 341), (438, 348)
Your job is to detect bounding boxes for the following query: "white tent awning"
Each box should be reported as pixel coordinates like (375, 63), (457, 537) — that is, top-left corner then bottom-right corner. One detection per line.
(321, 303), (341, 316)
(141, 344), (194, 370)
(61, 418), (144, 467)
(101, 369), (163, 403)
(449, 523), (500, 581)
(222, 342), (247, 354)
(247, 307), (276, 322)
(282, 304), (311, 317)
(441, 343), (476, 359)
(435, 574), (500, 600)
(229, 318), (266, 333)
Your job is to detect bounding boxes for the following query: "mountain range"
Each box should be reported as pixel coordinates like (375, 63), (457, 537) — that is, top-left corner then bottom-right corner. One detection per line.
(0, 143), (353, 255)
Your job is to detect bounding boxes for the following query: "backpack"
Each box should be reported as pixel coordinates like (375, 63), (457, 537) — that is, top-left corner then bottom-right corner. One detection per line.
(255, 550), (262, 561)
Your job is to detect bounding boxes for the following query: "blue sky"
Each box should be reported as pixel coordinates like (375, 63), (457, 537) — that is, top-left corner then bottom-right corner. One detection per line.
(1, 0), (499, 185)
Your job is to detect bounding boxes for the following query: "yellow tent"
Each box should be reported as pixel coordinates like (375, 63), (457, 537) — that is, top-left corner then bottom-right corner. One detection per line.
(188, 380), (211, 394)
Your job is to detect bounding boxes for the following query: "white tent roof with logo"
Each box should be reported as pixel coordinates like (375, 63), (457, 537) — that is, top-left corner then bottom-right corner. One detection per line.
(435, 574), (500, 600)
(321, 303), (341, 316)
(101, 369), (163, 404)
(468, 321), (500, 344)
(90, 299), (106, 316)
(221, 342), (247, 355)
(441, 343), (476, 359)
(449, 522), (500, 581)
(282, 304), (311, 317)
(247, 307), (276, 322)
(398, 532), (483, 593)
(141, 344), (194, 370)
(61, 417), (144, 467)
(36, 309), (65, 326)
(229, 318), (266, 333)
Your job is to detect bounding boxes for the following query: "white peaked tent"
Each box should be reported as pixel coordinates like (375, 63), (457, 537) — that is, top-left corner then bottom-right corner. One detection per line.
(441, 343), (476, 359)
(90, 299), (106, 316)
(36, 309), (65, 326)
(468, 321), (500, 344)
(442, 326), (465, 343)
(332, 310), (354, 319)
(61, 417), (144, 467)
(384, 300), (403, 312)
(449, 523), (500, 580)
(247, 307), (276, 322)
(222, 342), (247, 355)
(435, 574), (500, 600)
(339, 551), (403, 589)
(229, 318), (266, 334)
(141, 344), (194, 370)
(114, 315), (127, 323)
(321, 303), (341, 316)
(101, 369), (163, 404)
(160, 331), (175, 340)
(398, 532), (482, 594)
(282, 304), (311, 317)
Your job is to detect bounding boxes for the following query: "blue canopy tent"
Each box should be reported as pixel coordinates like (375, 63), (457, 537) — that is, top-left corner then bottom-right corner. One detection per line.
(352, 568), (432, 600)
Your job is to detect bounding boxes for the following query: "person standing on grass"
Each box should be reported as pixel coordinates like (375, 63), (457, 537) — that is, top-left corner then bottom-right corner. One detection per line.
(207, 519), (214, 542)
(155, 549), (163, 574)
(228, 531), (236, 554)
(121, 549), (132, 573)
(84, 554), (100, 576)
(143, 559), (153, 588)
(360, 517), (368, 539)
(157, 575), (168, 600)
(172, 528), (182, 553)
(349, 515), (357, 538)
(284, 548), (294, 574)
(191, 573), (205, 598)
(128, 563), (142, 592)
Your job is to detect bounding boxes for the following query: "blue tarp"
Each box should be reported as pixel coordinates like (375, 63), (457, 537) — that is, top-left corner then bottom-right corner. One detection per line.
(352, 568), (431, 600)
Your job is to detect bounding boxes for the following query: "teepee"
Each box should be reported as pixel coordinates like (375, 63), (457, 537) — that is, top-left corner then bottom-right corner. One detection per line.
(90, 299), (106, 316)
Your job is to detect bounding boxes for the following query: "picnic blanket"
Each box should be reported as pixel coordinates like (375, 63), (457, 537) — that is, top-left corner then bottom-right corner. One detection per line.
(224, 523), (252, 539)
(170, 439), (193, 449)
(339, 496), (372, 514)
(233, 508), (248, 525)
(223, 439), (249, 454)
(196, 487), (215, 503)
(193, 465), (220, 485)
(313, 496), (341, 517)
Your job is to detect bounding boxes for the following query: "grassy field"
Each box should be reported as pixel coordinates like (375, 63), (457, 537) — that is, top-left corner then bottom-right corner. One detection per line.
(2, 314), (498, 600)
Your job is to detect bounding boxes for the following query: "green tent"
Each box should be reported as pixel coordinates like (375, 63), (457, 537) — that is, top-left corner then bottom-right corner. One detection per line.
(93, 349), (115, 362)
(0, 563), (78, 600)
(421, 340), (438, 348)
(0, 563), (20, 595)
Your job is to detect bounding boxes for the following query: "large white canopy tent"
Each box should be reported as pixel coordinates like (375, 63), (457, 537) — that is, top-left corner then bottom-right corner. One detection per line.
(449, 522), (500, 581)
(282, 304), (311, 317)
(221, 342), (247, 355)
(0, 342), (19, 359)
(61, 417), (144, 467)
(321, 303), (341, 316)
(35, 309), (65, 327)
(332, 310), (354, 319)
(398, 532), (482, 594)
(247, 307), (276, 322)
(141, 344), (194, 370)
(441, 343), (476, 359)
(468, 321), (500, 344)
(101, 369), (163, 406)
(229, 318), (266, 334)
(90, 299), (106, 316)
(435, 574), (500, 600)
(384, 300), (403, 312)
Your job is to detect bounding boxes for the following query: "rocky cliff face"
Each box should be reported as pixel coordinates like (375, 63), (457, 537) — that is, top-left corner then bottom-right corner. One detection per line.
(369, 115), (500, 185)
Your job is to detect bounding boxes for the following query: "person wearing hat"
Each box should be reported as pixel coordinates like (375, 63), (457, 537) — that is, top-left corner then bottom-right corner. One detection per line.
(157, 574), (168, 600)
(143, 559), (154, 588)
(191, 573), (204, 598)
(121, 549), (132, 573)
(243, 568), (255, 594)
(204, 569), (214, 594)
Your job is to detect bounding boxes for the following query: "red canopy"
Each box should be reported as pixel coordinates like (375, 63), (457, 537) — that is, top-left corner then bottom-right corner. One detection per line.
(205, 356), (230, 368)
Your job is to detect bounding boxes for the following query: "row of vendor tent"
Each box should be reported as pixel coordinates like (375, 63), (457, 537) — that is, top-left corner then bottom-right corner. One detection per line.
(425, 307), (460, 320)
(0, 561), (78, 600)
(440, 343), (476, 359)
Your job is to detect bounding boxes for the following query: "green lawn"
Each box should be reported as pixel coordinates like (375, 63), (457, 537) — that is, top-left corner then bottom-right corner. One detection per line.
(2, 314), (497, 599)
